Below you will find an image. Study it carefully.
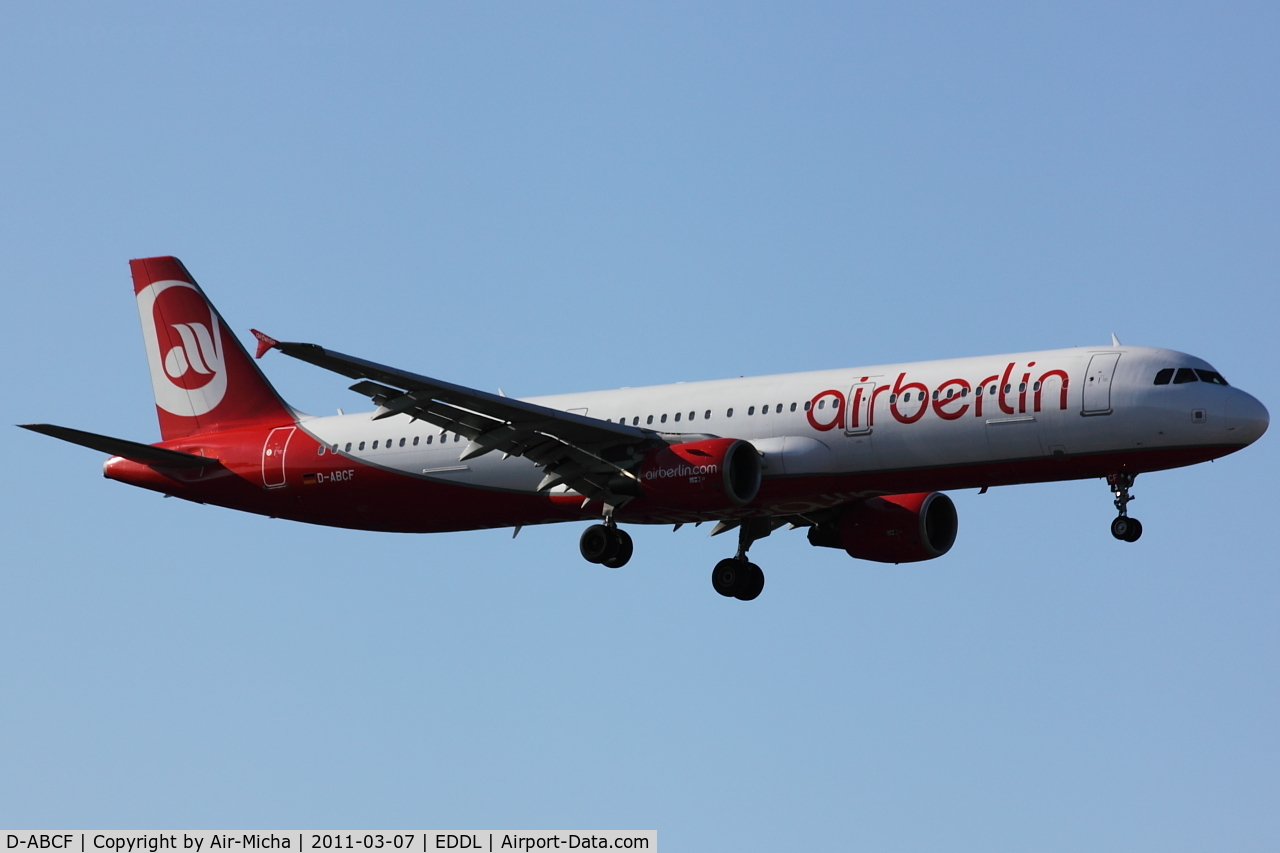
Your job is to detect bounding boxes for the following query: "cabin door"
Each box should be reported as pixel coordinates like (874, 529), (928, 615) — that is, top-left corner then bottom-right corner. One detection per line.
(262, 426), (295, 489)
(1082, 353), (1121, 415)
(845, 382), (875, 435)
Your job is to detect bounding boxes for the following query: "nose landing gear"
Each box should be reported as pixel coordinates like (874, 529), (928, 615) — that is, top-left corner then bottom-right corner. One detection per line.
(1107, 473), (1143, 542)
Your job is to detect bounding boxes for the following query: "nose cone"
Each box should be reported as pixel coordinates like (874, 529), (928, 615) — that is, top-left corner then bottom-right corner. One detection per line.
(1226, 391), (1269, 446)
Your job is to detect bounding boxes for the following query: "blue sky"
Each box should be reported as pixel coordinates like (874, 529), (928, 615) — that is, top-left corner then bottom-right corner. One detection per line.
(1, 3), (1277, 850)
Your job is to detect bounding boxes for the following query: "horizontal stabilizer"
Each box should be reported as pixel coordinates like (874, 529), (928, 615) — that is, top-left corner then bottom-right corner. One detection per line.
(18, 424), (221, 469)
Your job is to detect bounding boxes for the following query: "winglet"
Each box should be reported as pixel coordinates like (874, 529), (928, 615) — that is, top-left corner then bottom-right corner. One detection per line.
(250, 329), (279, 359)
(1110, 333), (1122, 346)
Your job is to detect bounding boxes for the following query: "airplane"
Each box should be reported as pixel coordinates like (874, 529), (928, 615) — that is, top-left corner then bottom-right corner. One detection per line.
(21, 256), (1270, 600)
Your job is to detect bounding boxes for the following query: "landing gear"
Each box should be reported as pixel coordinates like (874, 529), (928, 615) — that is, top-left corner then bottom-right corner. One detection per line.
(711, 519), (770, 600)
(603, 529), (633, 568)
(1110, 516), (1143, 542)
(711, 558), (765, 600)
(579, 522), (633, 568)
(1107, 472), (1143, 542)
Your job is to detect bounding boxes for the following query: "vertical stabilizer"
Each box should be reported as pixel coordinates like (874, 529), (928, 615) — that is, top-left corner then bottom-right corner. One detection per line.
(130, 256), (293, 440)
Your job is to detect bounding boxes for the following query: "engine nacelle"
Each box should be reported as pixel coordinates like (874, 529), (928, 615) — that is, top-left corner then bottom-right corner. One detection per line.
(808, 491), (958, 563)
(631, 437), (762, 512)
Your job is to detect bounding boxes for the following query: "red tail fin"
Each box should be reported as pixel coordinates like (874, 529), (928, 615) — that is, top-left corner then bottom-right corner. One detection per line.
(130, 256), (294, 440)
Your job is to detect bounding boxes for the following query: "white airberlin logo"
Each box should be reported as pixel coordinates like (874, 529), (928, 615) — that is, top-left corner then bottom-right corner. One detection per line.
(137, 280), (228, 417)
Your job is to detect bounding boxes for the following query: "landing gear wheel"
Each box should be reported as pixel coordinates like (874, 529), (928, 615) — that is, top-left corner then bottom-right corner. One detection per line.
(734, 562), (765, 601)
(711, 558), (765, 600)
(579, 524), (620, 564)
(712, 558), (743, 597)
(1110, 516), (1142, 542)
(602, 529), (633, 568)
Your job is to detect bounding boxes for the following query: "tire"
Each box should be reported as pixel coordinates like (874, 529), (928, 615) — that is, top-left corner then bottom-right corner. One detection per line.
(1110, 517), (1134, 541)
(1122, 518), (1143, 542)
(602, 529), (634, 568)
(580, 524), (619, 564)
(734, 562), (765, 601)
(711, 558), (743, 597)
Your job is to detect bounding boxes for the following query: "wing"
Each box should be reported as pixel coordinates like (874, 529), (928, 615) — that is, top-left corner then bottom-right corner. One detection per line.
(252, 330), (668, 507)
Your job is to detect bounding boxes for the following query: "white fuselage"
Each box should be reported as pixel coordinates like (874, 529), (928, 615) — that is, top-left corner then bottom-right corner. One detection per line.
(299, 345), (1268, 506)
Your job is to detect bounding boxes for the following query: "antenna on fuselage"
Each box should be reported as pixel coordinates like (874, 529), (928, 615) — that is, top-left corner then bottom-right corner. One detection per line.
(1110, 333), (1122, 346)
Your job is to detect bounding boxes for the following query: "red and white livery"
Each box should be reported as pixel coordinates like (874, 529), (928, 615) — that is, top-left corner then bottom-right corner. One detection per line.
(23, 257), (1270, 600)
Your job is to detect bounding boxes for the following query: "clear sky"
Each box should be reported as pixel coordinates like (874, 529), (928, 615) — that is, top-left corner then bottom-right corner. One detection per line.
(1, 3), (1277, 850)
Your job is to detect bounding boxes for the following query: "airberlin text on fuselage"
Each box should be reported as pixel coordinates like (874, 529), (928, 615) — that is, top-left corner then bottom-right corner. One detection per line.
(806, 361), (1071, 431)
(644, 463), (719, 480)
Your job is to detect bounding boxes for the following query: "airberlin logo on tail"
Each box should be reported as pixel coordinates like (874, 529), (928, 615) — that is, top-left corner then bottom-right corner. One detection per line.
(137, 280), (228, 418)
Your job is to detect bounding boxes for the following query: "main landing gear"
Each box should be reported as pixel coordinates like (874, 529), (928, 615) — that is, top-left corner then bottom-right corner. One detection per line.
(712, 519), (769, 601)
(579, 520), (633, 568)
(1107, 472), (1143, 543)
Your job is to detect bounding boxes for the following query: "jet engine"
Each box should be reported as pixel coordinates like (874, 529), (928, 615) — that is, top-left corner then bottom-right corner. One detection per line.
(808, 491), (958, 563)
(622, 437), (762, 513)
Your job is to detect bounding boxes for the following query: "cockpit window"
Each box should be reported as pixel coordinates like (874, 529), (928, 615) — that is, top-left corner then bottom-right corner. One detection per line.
(1173, 368), (1199, 384)
(1153, 368), (1174, 385)
(1195, 369), (1229, 386)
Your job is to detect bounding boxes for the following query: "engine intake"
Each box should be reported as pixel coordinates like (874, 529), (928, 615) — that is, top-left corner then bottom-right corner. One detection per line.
(631, 437), (761, 512)
(809, 491), (958, 563)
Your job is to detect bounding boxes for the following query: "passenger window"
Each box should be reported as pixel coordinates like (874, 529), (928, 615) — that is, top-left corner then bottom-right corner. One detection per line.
(776, 404), (782, 413)
(358, 441), (365, 451)
(399, 438), (406, 447)
(372, 440), (379, 449)
(748, 406), (755, 415)
(426, 435), (433, 444)
(945, 389), (953, 399)
(674, 412), (681, 422)
(931, 390), (939, 400)
(455, 433), (461, 442)
(817, 400), (824, 410)
(413, 436), (419, 446)
(689, 411), (695, 420)
(759, 405), (766, 415)
(1153, 368), (1174, 385)
(704, 410), (711, 419)
(790, 402), (796, 412)
(727, 408), (734, 417)
(1196, 369), (1229, 386)
(976, 386), (983, 396)
(1018, 382), (1026, 392)
(804, 401), (811, 411)
(345, 442), (352, 452)
(1032, 382), (1040, 392)
(961, 388), (968, 397)
(661, 414), (668, 423)
(1173, 368), (1199, 384)
(317, 445), (325, 455)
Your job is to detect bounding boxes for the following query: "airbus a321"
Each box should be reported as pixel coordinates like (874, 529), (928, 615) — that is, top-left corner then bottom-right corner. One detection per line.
(22, 257), (1269, 600)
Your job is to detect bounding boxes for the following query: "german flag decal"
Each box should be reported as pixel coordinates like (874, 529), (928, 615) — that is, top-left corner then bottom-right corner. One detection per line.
(302, 473), (318, 485)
